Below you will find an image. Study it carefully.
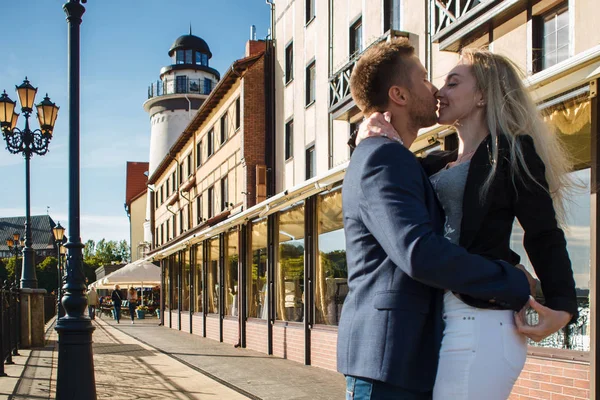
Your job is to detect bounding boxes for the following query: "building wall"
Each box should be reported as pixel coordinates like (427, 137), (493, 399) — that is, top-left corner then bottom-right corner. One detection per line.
(129, 193), (147, 262)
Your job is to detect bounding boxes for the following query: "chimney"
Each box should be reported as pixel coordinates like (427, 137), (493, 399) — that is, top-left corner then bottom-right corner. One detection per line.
(245, 40), (266, 57)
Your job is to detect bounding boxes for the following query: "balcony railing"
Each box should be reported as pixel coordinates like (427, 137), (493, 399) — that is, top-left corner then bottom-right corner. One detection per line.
(148, 78), (214, 99)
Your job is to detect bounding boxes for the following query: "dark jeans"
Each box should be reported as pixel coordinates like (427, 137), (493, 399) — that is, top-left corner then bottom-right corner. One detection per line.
(88, 305), (96, 320)
(114, 305), (121, 322)
(345, 376), (432, 400)
(128, 302), (137, 321)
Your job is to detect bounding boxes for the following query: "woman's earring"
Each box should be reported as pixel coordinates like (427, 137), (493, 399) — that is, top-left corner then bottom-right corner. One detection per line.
(478, 101), (485, 107)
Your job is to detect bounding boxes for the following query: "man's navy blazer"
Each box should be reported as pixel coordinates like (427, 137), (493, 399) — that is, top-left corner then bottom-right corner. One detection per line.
(337, 137), (530, 392)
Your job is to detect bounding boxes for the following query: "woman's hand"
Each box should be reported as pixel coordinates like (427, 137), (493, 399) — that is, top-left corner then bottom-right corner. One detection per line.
(514, 296), (572, 342)
(355, 111), (402, 147)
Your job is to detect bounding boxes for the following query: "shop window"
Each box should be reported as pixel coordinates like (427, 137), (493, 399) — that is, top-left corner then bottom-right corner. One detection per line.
(182, 250), (190, 312)
(248, 219), (268, 319)
(225, 229), (239, 317)
(276, 202), (305, 322)
(206, 236), (220, 314)
(194, 243), (204, 313)
(164, 260), (170, 310)
(171, 253), (180, 311)
(315, 186), (347, 326)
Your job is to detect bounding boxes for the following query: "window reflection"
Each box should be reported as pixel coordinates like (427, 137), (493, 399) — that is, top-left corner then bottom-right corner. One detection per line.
(248, 219), (268, 319)
(207, 236), (220, 314)
(277, 203), (305, 322)
(315, 187), (347, 326)
(225, 230), (239, 317)
(194, 243), (203, 313)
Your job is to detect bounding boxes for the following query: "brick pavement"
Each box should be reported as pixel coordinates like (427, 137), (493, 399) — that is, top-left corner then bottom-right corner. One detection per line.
(104, 317), (346, 400)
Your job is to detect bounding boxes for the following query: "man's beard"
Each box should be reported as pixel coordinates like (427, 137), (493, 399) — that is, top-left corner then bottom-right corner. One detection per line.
(411, 100), (438, 128)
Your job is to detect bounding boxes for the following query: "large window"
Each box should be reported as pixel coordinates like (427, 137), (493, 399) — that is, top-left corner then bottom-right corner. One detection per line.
(383, 0), (401, 32)
(285, 42), (294, 83)
(285, 120), (293, 161)
(534, 4), (569, 72)
(306, 61), (316, 105)
(194, 243), (203, 313)
(276, 203), (305, 322)
(225, 229), (239, 317)
(182, 250), (190, 312)
(350, 18), (363, 57)
(170, 253), (180, 311)
(207, 236), (220, 314)
(315, 187), (347, 326)
(248, 219), (268, 319)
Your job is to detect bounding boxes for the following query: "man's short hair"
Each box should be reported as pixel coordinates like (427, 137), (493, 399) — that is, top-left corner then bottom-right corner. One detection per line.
(350, 38), (415, 114)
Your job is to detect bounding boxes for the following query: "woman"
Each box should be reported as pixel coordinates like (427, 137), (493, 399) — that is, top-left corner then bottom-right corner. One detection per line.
(111, 285), (122, 324)
(127, 287), (138, 324)
(356, 49), (578, 399)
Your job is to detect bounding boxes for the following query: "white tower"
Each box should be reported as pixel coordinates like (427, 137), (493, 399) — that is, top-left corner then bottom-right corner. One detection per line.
(143, 31), (220, 244)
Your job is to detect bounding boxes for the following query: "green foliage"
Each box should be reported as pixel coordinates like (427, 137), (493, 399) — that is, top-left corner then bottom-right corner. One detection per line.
(37, 256), (59, 293)
(320, 250), (347, 278)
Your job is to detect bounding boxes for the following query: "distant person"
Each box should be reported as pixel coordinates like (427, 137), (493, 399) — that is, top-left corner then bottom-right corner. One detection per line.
(87, 287), (99, 320)
(111, 285), (123, 324)
(127, 287), (138, 324)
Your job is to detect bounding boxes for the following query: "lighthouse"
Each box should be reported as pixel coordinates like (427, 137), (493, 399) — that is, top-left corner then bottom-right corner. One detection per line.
(143, 30), (220, 245)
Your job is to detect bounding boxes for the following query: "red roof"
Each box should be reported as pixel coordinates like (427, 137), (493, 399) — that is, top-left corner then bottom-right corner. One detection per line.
(125, 162), (149, 206)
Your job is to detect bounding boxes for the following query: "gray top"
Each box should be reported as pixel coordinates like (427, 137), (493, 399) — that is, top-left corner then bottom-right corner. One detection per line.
(429, 161), (471, 245)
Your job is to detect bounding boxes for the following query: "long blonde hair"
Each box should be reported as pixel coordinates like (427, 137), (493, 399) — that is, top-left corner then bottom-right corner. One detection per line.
(460, 48), (573, 227)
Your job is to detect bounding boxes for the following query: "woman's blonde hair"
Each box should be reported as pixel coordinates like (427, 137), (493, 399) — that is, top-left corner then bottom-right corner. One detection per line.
(460, 48), (573, 227)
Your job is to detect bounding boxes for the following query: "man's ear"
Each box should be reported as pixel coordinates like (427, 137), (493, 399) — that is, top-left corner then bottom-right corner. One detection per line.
(388, 85), (408, 107)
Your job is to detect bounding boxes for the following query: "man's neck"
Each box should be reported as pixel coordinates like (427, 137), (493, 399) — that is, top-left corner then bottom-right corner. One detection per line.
(390, 112), (417, 148)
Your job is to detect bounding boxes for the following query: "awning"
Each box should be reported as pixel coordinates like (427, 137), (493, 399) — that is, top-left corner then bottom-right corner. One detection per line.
(89, 260), (160, 290)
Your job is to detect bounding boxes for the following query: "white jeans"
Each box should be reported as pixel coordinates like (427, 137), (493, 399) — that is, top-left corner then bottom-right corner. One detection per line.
(433, 292), (527, 400)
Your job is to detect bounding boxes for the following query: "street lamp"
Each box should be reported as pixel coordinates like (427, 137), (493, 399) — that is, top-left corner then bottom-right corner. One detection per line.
(55, 1), (97, 399)
(1, 79), (59, 289)
(6, 233), (25, 286)
(52, 222), (66, 318)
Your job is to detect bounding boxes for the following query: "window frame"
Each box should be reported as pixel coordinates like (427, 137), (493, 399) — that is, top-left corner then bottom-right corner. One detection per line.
(305, 0), (315, 24)
(349, 16), (363, 57)
(207, 128), (214, 157)
(220, 113), (228, 144)
(285, 119), (294, 161)
(285, 41), (294, 84)
(305, 60), (316, 106)
(235, 97), (241, 130)
(221, 175), (229, 211)
(305, 144), (315, 179)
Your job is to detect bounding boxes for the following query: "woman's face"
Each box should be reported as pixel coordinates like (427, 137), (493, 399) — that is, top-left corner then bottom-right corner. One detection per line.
(436, 63), (484, 126)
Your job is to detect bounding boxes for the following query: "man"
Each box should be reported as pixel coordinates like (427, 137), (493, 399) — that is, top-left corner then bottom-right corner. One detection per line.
(338, 38), (531, 399)
(87, 286), (99, 320)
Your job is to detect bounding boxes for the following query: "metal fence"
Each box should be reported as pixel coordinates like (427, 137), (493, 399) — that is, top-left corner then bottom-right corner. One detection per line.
(0, 282), (20, 377)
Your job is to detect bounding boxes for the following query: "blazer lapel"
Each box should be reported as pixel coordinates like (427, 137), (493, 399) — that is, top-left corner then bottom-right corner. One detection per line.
(460, 136), (495, 249)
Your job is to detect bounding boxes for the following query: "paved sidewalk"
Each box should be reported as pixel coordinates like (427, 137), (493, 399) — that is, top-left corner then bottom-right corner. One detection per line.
(104, 317), (346, 400)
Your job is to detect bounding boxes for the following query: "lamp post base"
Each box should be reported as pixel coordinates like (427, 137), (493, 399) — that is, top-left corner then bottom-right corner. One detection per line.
(55, 318), (96, 399)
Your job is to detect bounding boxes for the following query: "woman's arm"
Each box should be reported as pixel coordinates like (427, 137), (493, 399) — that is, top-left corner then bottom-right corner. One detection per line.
(513, 135), (578, 322)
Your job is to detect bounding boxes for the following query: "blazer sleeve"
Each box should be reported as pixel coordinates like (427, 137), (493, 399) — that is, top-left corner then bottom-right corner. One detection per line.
(513, 135), (578, 322)
(359, 142), (530, 310)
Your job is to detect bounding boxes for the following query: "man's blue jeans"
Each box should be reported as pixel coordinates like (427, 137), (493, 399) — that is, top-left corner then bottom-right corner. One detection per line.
(345, 376), (432, 400)
(88, 306), (95, 320)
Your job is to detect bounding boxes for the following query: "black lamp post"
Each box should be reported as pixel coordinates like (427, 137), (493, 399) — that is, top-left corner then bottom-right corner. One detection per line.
(55, 1), (97, 399)
(52, 222), (66, 318)
(0, 81), (59, 289)
(6, 233), (25, 286)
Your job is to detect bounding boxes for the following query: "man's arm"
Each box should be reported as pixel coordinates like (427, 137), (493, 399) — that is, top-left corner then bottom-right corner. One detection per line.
(360, 141), (530, 310)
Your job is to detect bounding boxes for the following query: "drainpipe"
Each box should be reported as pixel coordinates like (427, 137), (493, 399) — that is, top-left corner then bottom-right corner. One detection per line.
(327, 0), (334, 169)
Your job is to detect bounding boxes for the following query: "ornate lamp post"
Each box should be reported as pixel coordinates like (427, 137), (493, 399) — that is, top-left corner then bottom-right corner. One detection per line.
(55, 1), (97, 399)
(0, 79), (59, 289)
(52, 222), (66, 318)
(6, 233), (25, 286)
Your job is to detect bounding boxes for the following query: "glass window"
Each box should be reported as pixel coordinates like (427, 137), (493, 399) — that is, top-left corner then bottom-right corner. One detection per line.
(225, 229), (239, 317)
(383, 0), (401, 32)
(204, 78), (212, 94)
(220, 113), (228, 144)
(207, 236), (220, 314)
(207, 129), (214, 157)
(350, 18), (363, 57)
(176, 76), (187, 94)
(176, 50), (185, 64)
(235, 98), (241, 130)
(306, 61), (316, 105)
(208, 186), (214, 219)
(306, 0), (315, 23)
(182, 250), (190, 312)
(187, 153), (192, 177)
(194, 243), (203, 313)
(197, 195), (203, 224)
(202, 53), (208, 66)
(196, 140), (202, 168)
(315, 187), (347, 325)
(172, 172), (176, 192)
(306, 145), (315, 179)
(542, 5), (569, 70)
(276, 203), (305, 322)
(185, 49), (193, 64)
(285, 120), (293, 160)
(285, 42), (294, 83)
(248, 219), (268, 319)
(171, 253), (180, 311)
(164, 261), (171, 310)
(195, 52), (203, 65)
(221, 175), (229, 211)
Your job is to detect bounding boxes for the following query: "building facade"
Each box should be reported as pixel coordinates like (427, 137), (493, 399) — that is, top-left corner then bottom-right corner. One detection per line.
(124, 161), (149, 262)
(147, 1), (599, 398)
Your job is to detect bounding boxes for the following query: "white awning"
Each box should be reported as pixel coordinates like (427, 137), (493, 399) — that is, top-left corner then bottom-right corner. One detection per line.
(89, 260), (160, 290)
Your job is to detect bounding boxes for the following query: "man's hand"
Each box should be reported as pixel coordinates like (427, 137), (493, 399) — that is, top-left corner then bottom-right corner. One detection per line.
(356, 111), (402, 147)
(514, 263), (537, 297)
(514, 296), (572, 342)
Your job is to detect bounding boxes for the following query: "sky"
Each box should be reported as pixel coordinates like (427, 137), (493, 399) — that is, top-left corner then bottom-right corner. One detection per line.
(0, 0), (270, 244)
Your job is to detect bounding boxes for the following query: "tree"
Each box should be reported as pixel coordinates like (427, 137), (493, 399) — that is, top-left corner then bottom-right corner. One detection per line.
(37, 256), (59, 293)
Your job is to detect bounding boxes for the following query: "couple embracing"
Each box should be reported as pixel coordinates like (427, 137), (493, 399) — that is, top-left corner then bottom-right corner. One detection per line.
(338, 38), (578, 400)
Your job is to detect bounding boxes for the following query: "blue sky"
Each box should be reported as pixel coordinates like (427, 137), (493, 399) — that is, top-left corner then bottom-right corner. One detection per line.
(0, 0), (270, 244)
